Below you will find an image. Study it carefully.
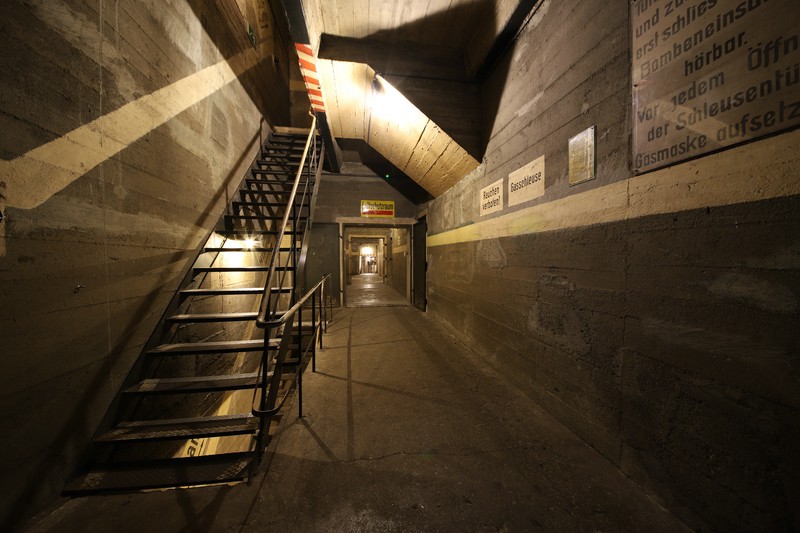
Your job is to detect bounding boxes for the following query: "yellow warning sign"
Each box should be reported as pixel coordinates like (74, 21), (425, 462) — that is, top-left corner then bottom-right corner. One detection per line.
(360, 200), (395, 218)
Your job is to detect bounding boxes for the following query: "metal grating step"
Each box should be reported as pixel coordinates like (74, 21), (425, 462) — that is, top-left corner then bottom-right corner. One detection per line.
(179, 287), (282, 296)
(225, 214), (283, 221)
(251, 165), (313, 173)
(181, 287), (264, 295)
(216, 229), (300, 236)
(242, 187), (293, 194)
(202, 247), (293, 253)
(261, 149), (303, 155)
(251, 168), (294, 174)
(167, 312), (258, 323)
(244, 180), (294, 187)
(147, 338), (275, 355)
(233, 200), (309, 207)
(96, 414), (259, 443)
(124, 372), (265, 394)
(62, 452), (253, 495)
(180, 287), (291, 296)
(192, 266), (294, 273)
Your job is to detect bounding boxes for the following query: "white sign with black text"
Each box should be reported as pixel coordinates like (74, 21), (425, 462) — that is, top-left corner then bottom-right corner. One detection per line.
(479, 178), (504, 216)
(508, 155), (545, 206)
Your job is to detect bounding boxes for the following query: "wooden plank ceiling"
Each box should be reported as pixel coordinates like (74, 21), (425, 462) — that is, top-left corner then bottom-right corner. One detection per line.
(300, 0), (526, 197)
(318, 60), (479, 197)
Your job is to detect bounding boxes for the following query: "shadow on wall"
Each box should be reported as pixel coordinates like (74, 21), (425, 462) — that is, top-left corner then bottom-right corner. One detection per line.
(338, 139), (433, 205)
(479, 0), (545, 148)
(186, 0), (292, 126)
(319, 0), (499, 161)
(0, 128), (262, 531)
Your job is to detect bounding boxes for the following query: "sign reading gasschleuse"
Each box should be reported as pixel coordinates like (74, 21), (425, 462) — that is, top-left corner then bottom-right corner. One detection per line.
(508, 156), (545, 206)
(360, 200), (395, 218)
(631, 0), (800, 173)
(479, 178), (504, 216)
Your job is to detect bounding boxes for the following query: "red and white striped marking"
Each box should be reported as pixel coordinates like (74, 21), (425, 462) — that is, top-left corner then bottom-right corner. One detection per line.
(295, 43), (325, 113)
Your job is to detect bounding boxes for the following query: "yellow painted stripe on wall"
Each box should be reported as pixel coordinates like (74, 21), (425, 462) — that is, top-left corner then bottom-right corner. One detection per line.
(2, 50), (262, 211)
(428, 129), (800, 247)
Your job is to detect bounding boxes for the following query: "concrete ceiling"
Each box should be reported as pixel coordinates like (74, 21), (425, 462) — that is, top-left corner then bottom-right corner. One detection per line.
(294, 0), (533, 198)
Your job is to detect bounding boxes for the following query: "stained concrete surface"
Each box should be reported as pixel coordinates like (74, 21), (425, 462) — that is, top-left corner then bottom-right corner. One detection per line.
(22, 306), (688, 532)
(346, 273), (409, 307)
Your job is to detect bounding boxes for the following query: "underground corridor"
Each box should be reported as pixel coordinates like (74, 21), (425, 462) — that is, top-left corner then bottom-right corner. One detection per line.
(343, 225), (415, 308)
(2, 0), (799, 531)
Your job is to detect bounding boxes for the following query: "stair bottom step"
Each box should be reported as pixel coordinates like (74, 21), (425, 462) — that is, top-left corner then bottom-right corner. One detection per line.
(62, 452), (253, 495)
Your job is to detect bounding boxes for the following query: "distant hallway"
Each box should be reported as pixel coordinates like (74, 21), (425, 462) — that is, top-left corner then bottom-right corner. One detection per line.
(345, 273), (408, 307)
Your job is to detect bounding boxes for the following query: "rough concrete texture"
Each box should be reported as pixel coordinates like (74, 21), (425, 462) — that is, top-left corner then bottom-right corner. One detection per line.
(314, 164), (420, 223)
(21, 307), (690, 533)
(303, 223), (341, 302)
(425, 0), (800, 530)
(0, 0), (293, 527)
(389, 227), (410, 298)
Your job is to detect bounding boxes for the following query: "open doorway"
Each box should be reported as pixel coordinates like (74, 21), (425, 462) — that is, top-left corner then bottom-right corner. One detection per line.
(343, 225), (410, 307)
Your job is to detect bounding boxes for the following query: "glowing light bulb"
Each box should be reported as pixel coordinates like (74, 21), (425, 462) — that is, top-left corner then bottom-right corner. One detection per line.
(243, 238), (258, 249)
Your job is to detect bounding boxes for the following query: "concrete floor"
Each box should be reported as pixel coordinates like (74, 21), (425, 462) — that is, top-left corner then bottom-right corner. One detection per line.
(346, 273), (409, 307)
(22, 307), (689, 532)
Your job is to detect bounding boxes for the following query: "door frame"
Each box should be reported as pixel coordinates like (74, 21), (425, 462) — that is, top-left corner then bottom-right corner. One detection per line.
(336, 217), (416, 307)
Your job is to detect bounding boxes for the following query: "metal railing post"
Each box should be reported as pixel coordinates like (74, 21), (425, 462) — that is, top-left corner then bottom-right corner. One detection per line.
(312, 287), (317, 372)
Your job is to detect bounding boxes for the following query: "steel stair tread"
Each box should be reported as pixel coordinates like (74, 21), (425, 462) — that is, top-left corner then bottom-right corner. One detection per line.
(181, 287), (264, 295)
(233, 200), (308, 207)
(251, 169), (294, 174)
(244, 179), (294, 186)
(97, 414), (259, 443)
(62, 452), (253, 495)
(167, 312), (258, 322)
(235, 195), (309, 201)
(148, 338), (276, 355)
(226, 215), (307, 220)
(216, 229), (301, 236)
(244, 179), (306, 185)
(179, 287), (291, 295)
(124, 372), (265, 394)
(242, 188), (294, 194)
(193, 266), (295, 272)
(202, 247), (293, 252)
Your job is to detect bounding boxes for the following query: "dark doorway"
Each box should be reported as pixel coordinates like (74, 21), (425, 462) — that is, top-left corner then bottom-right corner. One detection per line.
(412, 217), (427, 311)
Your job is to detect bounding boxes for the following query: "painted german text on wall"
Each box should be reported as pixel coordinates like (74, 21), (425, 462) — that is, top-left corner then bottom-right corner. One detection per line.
(631, 0), (800, 173)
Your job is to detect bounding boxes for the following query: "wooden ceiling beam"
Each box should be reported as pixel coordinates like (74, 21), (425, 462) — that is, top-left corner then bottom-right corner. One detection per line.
(319, 34), (467, 81)
(318, 59), (479, 198)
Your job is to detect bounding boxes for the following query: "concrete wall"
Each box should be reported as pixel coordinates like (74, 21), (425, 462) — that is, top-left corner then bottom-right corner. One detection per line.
(426, 0), (800, 531)
(314, 163), (419, 223)
(389, 228), (408, 299)
(303, 223), (341, 305)
(0, 0), (292, 527)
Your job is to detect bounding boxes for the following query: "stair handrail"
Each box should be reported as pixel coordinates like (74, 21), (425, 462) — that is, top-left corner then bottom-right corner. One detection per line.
(256, 115), (318, 328)
(251, 274), (331, 422)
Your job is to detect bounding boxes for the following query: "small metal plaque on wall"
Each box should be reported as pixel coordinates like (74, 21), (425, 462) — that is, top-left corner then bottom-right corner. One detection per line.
(569, 126), (596, 186)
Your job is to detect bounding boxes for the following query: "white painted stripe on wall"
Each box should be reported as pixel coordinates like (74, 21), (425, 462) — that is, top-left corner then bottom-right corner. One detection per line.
(2, 50), (262, 211)
(428, 129), (800, 247)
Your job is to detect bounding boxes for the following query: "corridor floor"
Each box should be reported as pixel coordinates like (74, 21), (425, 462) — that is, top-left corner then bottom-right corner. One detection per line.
(23, 307), (689, 532)
(345, 273), (409, 307)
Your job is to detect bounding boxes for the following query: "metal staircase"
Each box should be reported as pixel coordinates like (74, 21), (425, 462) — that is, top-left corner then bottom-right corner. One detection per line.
(63, 122), (332, 495)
